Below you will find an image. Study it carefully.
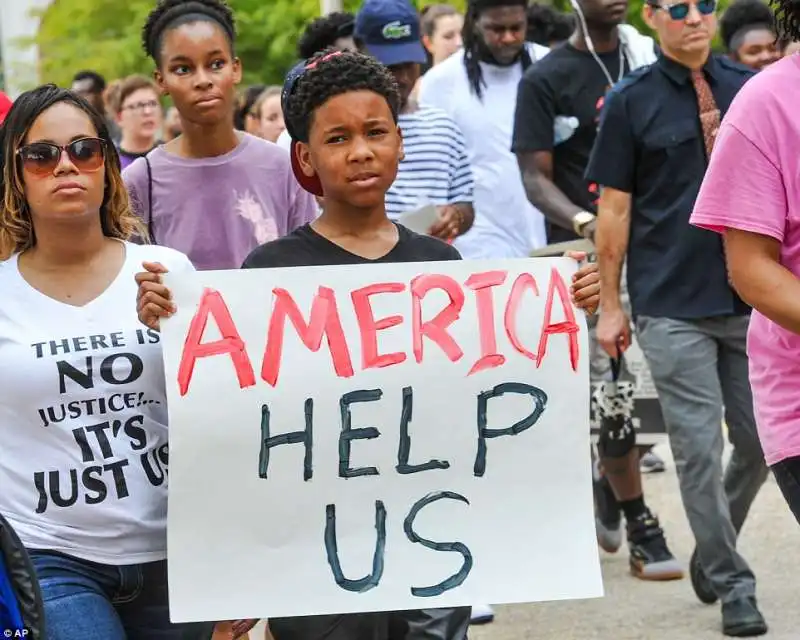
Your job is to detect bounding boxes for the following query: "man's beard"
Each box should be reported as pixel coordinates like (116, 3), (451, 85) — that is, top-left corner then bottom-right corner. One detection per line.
(476, 37), (523, 67)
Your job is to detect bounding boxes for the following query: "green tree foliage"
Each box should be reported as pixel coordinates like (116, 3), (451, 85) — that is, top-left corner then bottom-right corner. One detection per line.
(33, 0), (466, 89)
(31, 0), (725, 90)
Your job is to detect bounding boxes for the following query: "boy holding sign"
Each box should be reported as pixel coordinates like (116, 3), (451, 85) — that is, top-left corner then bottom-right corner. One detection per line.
(136, 50), (600, 640)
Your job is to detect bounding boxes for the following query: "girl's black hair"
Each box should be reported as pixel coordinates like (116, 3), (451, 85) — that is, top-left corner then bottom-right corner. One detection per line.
(720, 0), (776, 51)
(771, 0), (800, 40)
(463, 0), (531, 100)
(283, 49), (400, 144)
(142, 0), (236, 65)
(297, 11), (357, 60)
(527, 3), (575, 45)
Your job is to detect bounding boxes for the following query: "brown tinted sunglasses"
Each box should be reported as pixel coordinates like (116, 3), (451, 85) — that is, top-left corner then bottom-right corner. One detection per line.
(17, 137), (106, 176)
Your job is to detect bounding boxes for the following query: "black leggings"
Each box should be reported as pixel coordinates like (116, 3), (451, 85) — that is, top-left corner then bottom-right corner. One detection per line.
(772, 455), (800, 525)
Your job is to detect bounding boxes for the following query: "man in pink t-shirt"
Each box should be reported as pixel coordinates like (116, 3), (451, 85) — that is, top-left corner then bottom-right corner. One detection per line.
(692, 51), (800, 526)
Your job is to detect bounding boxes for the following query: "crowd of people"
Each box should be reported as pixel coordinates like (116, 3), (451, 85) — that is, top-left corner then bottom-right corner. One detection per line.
(0, 0), (799, 637)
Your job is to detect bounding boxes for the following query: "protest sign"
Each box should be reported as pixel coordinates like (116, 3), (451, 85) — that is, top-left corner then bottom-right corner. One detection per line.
(161, 258), (603, 622)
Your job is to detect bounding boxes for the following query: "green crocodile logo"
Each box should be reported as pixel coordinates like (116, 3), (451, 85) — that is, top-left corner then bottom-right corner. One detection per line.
(382, 21), (412, 39)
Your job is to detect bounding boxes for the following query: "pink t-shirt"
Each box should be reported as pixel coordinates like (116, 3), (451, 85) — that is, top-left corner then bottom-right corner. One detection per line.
(691, 55), (800, 466)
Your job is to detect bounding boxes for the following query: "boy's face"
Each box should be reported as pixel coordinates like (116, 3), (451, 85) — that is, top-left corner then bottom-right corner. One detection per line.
(297, 90), (403, 208)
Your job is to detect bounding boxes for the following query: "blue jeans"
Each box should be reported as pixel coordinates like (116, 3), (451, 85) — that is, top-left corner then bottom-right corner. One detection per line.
(29, 550), (214, 640)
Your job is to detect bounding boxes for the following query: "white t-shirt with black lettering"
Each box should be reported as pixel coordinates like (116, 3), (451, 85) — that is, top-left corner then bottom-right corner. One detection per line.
(0, 242), (192, 565)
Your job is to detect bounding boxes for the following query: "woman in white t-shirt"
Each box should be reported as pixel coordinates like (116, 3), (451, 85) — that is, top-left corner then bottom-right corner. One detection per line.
(0, 84), (213, 640)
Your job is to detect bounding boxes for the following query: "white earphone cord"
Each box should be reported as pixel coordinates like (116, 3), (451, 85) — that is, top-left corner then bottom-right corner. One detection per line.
(571, 1), (625, 87)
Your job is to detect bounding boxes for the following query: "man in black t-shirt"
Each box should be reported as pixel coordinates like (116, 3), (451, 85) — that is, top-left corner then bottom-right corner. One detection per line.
(512, 12), (659, 243)
(137, 49), (601, 640)
(511, 0), (683, 585)
(513, 40), (626, 244)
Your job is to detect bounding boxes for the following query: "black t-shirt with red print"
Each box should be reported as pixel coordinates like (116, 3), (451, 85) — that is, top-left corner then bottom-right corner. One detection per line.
(512, 42), (629, 243)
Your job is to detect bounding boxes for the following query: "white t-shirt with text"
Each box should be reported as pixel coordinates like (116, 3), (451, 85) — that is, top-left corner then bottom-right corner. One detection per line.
(419, 44), (550, 259)
(0, 242), (192, 565)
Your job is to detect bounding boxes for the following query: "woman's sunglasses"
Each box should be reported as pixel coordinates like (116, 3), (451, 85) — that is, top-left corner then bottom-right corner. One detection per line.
(655, 0), (716, 20)
(17, 137), (106, 176)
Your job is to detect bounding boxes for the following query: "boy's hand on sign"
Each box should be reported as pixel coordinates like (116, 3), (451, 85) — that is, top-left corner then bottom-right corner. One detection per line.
(230, 618), (260, 638)
(429, 205), (462, 240)
(135, 261), (176, 332)
(565, 251), (600, 316)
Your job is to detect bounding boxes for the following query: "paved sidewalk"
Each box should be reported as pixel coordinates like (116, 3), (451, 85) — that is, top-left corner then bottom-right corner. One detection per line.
(471, 444), (798, 640)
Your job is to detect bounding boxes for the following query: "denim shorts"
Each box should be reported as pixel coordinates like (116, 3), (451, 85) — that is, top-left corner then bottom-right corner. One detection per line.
(29, 550), (214, 640)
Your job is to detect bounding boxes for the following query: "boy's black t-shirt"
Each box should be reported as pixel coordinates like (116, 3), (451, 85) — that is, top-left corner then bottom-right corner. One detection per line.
(242, 222), (461, 269)
(241, 221), (462, 640)
(512, 43), (629, 244)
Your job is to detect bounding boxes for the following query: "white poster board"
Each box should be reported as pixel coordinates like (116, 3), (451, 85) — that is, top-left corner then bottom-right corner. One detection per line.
(161, 258), (603, 622)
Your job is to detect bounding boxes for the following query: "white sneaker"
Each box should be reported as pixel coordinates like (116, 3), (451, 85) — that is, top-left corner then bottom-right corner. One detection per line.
(470, 604), (495, 625)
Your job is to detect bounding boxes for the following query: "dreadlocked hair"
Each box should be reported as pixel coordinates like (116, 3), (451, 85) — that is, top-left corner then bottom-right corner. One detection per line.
(771, 0), (800, 40)
(720, 0), (776, 51)
(463, 0), (531, 100)
(297, 11), (356, 59)
(142, 0), (236, 65)
(284, 49), (399, 144)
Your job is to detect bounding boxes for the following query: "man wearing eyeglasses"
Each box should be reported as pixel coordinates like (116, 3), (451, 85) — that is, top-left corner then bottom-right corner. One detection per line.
(586, 0), (768, 637)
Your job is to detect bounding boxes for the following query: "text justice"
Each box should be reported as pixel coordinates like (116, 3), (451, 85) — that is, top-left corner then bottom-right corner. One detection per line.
(176, 267), (582, 397)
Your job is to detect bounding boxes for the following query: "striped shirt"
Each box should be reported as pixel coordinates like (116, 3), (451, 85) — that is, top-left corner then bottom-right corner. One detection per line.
(386, 105), (474, 220)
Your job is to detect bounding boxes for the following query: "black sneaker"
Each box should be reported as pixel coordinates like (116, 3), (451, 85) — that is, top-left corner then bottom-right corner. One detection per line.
(593, 475), (622, 553)
(690, 547), (718, 604)
(722, 597), (768, 637)
(627, 510), (684, 581)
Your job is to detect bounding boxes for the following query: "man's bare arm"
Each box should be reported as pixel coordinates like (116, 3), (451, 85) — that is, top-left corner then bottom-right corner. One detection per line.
(595, 186), (631, 311)
(516, 150), (586, 233)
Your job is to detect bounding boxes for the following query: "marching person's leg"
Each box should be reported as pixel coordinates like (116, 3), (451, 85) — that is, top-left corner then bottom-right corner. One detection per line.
(715, 315), (769, 537)
(592, 356), (682, 581)
(29, 550), (127, 640)
(771, 457), (800, 525)
(117, 560), (215, 640)
(591, 266), (680, 580)
(635, 316), (767, 636)
(588, 314), (623, 554)
(397, 607), (471, 639)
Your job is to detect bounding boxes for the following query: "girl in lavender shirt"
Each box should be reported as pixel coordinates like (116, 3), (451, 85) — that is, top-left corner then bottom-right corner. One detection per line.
(691, 30), (800, 524)
(124, 0), (317, 271)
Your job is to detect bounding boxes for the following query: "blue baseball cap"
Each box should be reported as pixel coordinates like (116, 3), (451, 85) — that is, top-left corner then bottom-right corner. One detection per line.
(355, 0), (427, 67)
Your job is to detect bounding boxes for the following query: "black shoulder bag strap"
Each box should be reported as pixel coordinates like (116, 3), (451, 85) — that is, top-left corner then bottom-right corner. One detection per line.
(144, 156), (156, 244)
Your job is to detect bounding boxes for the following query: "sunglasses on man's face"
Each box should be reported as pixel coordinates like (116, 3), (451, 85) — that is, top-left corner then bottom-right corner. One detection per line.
(17, 137), (106, 176)
(655, 0), (716, 20)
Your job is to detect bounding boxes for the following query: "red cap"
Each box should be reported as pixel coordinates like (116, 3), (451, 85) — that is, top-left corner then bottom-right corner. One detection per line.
(0, 92), (12, 124)
(282, 52), (345, 198)
(289, 140), (324, 197)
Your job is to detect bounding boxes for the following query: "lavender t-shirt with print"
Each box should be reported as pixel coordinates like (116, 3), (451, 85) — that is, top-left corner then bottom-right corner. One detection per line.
(123, 134), (317, 270)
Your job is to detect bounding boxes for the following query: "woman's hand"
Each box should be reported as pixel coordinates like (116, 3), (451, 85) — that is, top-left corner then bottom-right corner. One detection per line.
(565, 251), (600, 316)
(135, 261), (175, 331)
